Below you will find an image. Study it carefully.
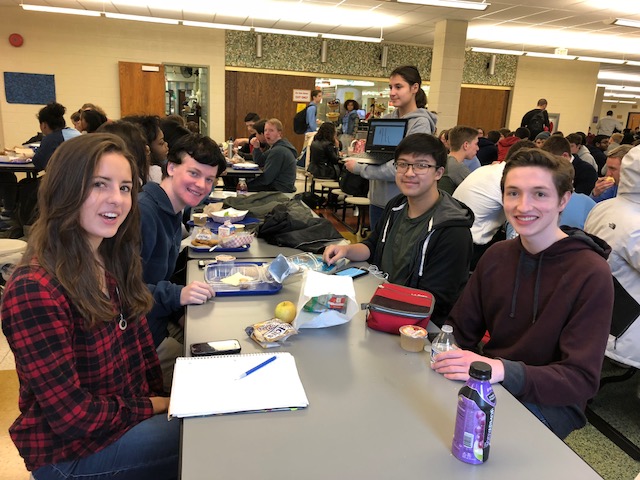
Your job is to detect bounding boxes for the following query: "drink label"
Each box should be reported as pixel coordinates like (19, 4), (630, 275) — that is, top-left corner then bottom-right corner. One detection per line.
(452, 382), (496, 464)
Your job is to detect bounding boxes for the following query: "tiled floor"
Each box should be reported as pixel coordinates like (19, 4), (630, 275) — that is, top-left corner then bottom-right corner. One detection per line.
(0, 328), (15, 371)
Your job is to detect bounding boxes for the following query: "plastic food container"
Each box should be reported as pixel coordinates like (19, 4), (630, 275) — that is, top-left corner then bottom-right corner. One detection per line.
(204, 263), (264, 291)
(210, 208), (248, 223)
(399, 325), (428, 352)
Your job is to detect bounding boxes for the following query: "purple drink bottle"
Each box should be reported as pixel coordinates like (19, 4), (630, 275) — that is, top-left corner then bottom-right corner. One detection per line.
(452, 361), (496, 464)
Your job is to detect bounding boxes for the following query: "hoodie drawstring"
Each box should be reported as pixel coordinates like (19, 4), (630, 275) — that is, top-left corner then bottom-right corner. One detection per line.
(531, 253), (544, 324)
(509, 249), (544, 324)
(509, 250), (524, 319)
(418, 218), (435, 277)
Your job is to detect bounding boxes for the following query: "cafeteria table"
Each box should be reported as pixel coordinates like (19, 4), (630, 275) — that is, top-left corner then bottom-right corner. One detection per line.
(179, 260), (602, 480)
(0, 161), (37, 179)
(187, 237), (310, 260)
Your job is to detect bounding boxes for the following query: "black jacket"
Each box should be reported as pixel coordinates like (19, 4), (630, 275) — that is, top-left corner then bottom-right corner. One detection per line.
(572, 155), (597, 195)
(308, 140), (340, 180)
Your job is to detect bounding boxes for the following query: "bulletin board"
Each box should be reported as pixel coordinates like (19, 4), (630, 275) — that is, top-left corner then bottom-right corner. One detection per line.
(4, 72), (56, 105)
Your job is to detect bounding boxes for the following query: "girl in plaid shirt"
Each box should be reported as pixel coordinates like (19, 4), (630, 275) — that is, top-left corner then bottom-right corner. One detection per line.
(1, 134), (179, 479)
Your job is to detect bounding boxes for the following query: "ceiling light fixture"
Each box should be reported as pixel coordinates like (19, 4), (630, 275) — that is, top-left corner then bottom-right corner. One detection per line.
(254, 27), (318, 38)
(22, 4), (101, 16)
(470, 47), (524, 55)
(525, 52), (576, 60)
(182, 20), (251, 31)
(598, 84), (640, 93)
(612, 18), (640, 29)
(104, 12), (179, 24)
(323, 33), (382, 43)
(577, 56), (625, 65)
(396, 0), (490, 11)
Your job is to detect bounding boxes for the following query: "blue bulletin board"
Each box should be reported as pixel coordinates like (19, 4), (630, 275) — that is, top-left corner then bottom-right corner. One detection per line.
(4, 72), (56, 105)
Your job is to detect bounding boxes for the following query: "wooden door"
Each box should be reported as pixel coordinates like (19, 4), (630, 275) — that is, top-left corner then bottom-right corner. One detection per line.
(226, 70), (315, 153)
(627, 112), (640, 131)
(457, 88), (510, 132)
(119, 61), (166, 117)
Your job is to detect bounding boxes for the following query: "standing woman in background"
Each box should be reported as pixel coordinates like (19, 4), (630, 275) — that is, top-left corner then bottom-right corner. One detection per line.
(345, 65), (437, 228)
(1, 134), (180, 480)
(339, 99), (360, 154)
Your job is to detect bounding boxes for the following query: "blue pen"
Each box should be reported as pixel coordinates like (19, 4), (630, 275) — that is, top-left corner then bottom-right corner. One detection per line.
(236, 356), (277, 380)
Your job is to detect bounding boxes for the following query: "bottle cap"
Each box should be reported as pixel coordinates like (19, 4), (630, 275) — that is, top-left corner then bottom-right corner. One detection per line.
(469, 361), (492, 380)
(441, 324), (453, 334)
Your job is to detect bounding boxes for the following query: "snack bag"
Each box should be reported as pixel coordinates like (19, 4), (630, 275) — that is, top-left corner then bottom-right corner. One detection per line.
(292, 270), (358, 329)
(245, 319), (298, 348)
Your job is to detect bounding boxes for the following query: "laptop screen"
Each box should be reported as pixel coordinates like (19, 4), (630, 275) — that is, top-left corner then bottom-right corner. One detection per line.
(366, 119), (409, 152)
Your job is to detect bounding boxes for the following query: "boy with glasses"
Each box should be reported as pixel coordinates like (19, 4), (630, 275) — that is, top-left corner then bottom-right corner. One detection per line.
(324, 133), (473, 327)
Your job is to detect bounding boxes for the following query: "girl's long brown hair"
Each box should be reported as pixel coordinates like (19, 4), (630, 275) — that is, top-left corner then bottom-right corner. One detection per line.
(22, 134), (153, 328)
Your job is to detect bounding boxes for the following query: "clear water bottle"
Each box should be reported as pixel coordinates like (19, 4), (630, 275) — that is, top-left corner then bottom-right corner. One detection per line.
(236, 177), (248, 195)
(452, 361), (496, 465)
(429, 324), (457, 365)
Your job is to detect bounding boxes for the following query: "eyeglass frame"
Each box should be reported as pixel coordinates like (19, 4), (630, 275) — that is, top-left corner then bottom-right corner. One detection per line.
(393, 160), (440, 174)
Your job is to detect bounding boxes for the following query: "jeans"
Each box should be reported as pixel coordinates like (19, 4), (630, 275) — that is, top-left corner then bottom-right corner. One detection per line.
(32, 414), (181, 480)
(369, 204), (384, 231)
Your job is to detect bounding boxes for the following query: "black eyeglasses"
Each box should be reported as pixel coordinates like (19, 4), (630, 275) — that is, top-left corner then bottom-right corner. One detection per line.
(394, 161), (438, 173)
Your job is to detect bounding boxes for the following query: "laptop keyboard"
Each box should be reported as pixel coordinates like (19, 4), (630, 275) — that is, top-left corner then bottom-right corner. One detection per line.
(349, 152), (394, 162)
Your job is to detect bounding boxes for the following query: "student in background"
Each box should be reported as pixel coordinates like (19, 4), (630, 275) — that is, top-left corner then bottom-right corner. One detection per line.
(248, 119), (297, 193)
(309, 122), (341, 180)
(1, 134), (179, 479)
(434, 148), (613, 439)
(79, 109), (108, 134)
(438, 125), (476, 194)
(520, 98), (550, 140)
(97, 120), (151, 187)
(306, 90), (323, 133)
(345, 65), (437, 229)
(234, 112), (261, 157)
(339, 99), (360, 153)
(590, 144), (633, 203)
(123, 115), (169, 184)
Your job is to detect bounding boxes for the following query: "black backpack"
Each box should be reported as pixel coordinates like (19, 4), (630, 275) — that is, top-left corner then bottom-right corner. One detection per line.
(528, 110), (545, 134)
(293, 107), (309, 135)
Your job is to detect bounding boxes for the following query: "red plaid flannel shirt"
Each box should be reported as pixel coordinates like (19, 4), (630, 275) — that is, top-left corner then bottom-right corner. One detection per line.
(1, 265), (164, 471)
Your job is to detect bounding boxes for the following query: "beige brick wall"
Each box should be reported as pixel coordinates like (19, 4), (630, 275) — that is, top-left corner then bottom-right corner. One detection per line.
(0, 6), (225, 148)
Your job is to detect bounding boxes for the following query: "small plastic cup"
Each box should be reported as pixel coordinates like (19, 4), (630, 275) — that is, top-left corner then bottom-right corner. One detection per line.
(399, 325), (428, 352)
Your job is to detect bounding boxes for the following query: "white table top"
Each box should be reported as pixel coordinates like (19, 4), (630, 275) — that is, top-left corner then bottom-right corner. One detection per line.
(180, 260), (601, 480)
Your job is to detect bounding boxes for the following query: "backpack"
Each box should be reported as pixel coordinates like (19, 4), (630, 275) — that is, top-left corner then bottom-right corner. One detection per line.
(528, 110), (545, 134)
(338, 165), (369, 197)
(293, 107), (309, 135)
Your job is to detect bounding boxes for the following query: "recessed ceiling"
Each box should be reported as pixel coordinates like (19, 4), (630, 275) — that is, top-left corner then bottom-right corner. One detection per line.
(4, 0), (640, 88)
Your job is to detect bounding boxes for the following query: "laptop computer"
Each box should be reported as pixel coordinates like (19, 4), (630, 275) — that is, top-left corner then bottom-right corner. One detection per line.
(345, 118), (409, 165)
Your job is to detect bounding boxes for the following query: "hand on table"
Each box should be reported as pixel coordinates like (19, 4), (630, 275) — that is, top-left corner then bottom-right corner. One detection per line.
(180, 281), (215, 306)
(592, 176), (615, 197)
(431, 349), (505, 384)
(323, 244), (349, 265)
(150, 396), (170, 414)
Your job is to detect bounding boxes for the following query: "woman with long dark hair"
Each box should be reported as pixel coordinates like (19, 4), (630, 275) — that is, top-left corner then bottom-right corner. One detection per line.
(309, 122), (341, 180)
(2, 134), (180, 480)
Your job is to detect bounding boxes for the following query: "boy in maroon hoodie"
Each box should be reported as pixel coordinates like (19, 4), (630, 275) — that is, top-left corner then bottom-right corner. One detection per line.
(432, 148), (614, 438)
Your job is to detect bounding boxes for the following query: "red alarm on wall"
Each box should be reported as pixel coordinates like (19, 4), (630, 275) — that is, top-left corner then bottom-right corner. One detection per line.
(9, 33), (24, 47)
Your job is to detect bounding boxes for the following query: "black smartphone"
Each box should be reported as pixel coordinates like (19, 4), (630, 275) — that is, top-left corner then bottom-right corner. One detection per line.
(335, 266), (368, 279)
(190, 339), (241, 357)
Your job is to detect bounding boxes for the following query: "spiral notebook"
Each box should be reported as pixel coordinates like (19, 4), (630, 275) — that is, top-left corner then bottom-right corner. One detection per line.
(169, 352), (309, 418)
